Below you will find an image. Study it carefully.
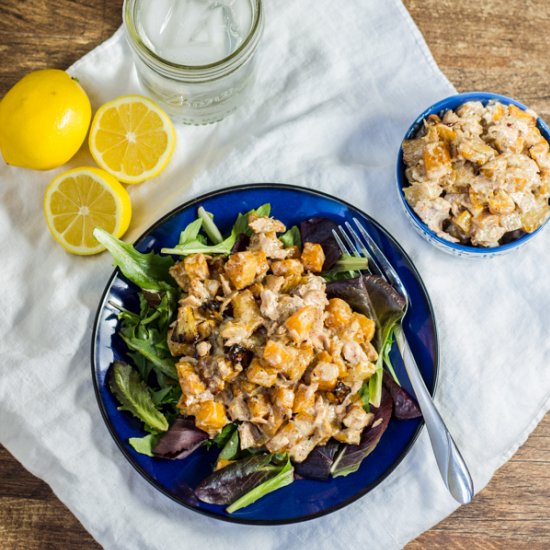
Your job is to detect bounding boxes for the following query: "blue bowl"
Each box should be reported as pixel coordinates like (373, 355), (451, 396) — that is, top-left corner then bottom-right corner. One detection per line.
(396, 91), (550, 258)
(92, 184), (438, 524)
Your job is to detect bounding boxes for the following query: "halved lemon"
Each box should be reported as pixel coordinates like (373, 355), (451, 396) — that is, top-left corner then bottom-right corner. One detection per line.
(44, 167), (132, 255)
(88, 95), (176, 184)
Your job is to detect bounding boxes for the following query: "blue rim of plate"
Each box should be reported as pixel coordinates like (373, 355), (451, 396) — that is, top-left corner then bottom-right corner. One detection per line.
(396, 91), (550, 254)
(91, 183), (439, 525)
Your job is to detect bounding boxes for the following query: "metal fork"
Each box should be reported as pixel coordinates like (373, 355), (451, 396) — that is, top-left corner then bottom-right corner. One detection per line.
(333, 218), (474, 504)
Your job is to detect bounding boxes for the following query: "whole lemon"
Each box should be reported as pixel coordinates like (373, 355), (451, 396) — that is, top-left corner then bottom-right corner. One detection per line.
(0, 69), (92, 170)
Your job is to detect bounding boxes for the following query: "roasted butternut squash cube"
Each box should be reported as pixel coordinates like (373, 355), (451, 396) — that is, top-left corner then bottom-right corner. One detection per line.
(263, 340), (295, 370)
(310, 359), (340, 390)
(183, 253), (209, 280)
(352, 313), (375, 343)
(231, 289), (260, 320)
(457, 139), (496, 166)
(293, 384), (317, 415)
(225, 250), (268, 290)
(285, 305), (316, 343)
(176, 360), (206, 396)
(174, 305), (197, 343)
(345, 360), (376, 382)
(435, 124), (457, 143)
(246, 358), (278, 388)
(325, 298), (353, 329)
(508, 104), (536, 125)
(284, 343), (314, 381)
(301, 242), (325, 273)
(248, 393), (270, 420)
(271, 259), (304, 277)
(488, 190), (515, 215)
(195, 400), (228, 435)
(333, 428), (362, 445)
(423, 141), (452, 179)
(272, 386), (295, 410)
(452, 210), (473, 234)
(263, 406), (286, 437)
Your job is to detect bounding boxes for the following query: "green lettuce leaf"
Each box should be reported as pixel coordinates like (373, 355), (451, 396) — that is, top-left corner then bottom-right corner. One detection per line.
(108, 361), (169, 433)
(226, 455), (294, 513)
(129, 434), (160, 457)
(161, 204), (271, 257)
(279, 225), (301, 248)
(94, 228), (175, 291)
(118, 292), (178, 381)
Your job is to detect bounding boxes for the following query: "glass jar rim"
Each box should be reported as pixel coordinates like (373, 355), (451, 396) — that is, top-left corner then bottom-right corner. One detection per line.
(123, 0), (263, 75)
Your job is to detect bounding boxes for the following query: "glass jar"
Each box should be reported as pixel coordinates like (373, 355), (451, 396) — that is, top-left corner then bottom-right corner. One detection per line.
(123, 0), (264, 125)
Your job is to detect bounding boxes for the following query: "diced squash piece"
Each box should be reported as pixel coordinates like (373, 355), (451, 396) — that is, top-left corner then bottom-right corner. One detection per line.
(345, 360), (376, 383)
(280, 274), (303, 293)
(452, 210), (473, 234)
(231, 289), (260, 320)
(423, 141), (452, 179)
(176, 360), (206, 396)
(285, 305), (316, 343)
(333, 428), (362, 445)
(293, 384), (317, 415)
(195, 400), (228, 435)
(457, 139), (496, 165)
(491, 102), (506, 122)
(174, 305), (197, 343)
(488, 190), (515, 215)
(263, 340), (296, 370)
(246, 358), (278, 388)
(284, 343), (314, 381)
(271, 259), (304, 277)
(508, 104), (536, 125)
(325, 298), (353, 329)
(248, 393), (270, 420)
(183, 253), (209, 280)
(272, 386), (295, 410)
(225, 250), (268, 290)
(264, 406), (285, 437)
(310, 359), (340, 390)
(351, 313), (375, 342)
(301, 242), (325, 273)
(435, 124), (457, 143)
(521, 207), (549, 233)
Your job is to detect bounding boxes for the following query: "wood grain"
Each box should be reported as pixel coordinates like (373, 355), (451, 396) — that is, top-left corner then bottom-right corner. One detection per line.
(1, 0), (549, 548)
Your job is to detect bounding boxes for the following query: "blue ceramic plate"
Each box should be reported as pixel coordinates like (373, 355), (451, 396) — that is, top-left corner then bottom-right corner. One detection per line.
(92, 184), (438, 524)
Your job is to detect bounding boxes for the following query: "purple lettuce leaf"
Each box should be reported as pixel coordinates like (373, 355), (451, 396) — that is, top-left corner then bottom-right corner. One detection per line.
(195, 454), (276, 505)
(383, 372), (422, 420)
(293, 440), (340, 481)
(230, 233), (250, 254)
(153, 417), (209, 460)
(299, 217), (342, 270)
(330, 387), (393, 477)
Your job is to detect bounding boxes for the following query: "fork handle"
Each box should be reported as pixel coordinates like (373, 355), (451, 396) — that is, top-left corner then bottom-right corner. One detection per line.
(394, 325), (474, 504)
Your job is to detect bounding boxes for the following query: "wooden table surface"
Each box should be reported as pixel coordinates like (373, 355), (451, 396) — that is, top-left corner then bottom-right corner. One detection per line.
(1, 1), (549, 548)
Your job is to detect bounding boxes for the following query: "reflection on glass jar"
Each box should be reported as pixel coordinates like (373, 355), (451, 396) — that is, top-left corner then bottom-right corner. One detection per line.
(123, 0), (264, 125)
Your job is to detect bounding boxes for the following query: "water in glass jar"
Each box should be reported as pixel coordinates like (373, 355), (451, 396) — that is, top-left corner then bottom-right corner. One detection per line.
(138, 0), (253, 65)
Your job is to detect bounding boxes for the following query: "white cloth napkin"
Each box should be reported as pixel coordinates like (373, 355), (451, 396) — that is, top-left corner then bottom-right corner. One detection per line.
(1, 1), (549, 548)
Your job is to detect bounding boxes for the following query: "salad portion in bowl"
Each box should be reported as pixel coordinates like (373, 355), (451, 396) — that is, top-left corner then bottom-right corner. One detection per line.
(94, 202), (422, 514)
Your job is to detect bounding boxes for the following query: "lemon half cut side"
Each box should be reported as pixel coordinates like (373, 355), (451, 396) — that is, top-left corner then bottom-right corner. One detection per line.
(89, 95), (176, 185)
(44, 167), (132, 255)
